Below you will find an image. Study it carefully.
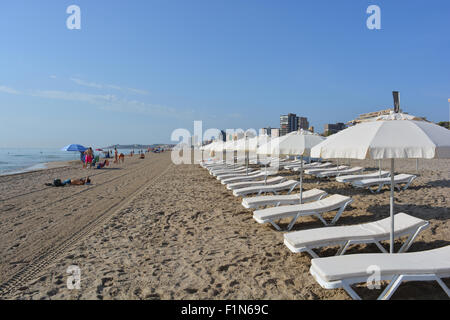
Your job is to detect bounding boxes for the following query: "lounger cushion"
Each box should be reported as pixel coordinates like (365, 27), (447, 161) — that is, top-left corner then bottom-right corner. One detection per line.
(284, 213), (427, 250)
(292, 163), (333, 171)
(213, 168), (253, 177)
(221, 171), (276, 184)
(311, 246), (450, 282)
(352, 174), (415, 187)
(219, 170), (267, 182)
(253, 194), (351, 222)
(336, 171), (390, 183)
(233, 180), (298, 197)
(316, 167), (364, 178)
(227, 176), (285, 190)
(242, 189), (327, 209)
(304, 166), (349, 175)
(211, 166), (246, 173)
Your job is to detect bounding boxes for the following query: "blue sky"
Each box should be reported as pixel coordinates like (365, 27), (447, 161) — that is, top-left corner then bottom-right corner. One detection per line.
(0, 0), (449, 147)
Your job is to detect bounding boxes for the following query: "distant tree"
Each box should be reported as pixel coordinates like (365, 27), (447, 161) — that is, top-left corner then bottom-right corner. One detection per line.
(437, 121), (449, 129)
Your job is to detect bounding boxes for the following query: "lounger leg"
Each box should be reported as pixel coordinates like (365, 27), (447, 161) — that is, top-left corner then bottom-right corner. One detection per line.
(336, 241), (351, 256)
(398, 224), (429, 253)
(268, 220), (283, 231)
(435, 277), (450, 297)
(374, 241), (388, 253)
(286, 214), (301, 231)
(375, 184), (384, 193)
(314, 213), (330, 226)
(329, 200), (352, 225)
(305, 248), (320, 259)
(288, 183), (300, 195)
(342, 281), (362, 300)
(378, 275), (403, 300)
(402, 177), (415, 190)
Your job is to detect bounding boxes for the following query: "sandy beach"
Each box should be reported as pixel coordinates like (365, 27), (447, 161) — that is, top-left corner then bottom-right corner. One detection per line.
(0, 153), (448, 300)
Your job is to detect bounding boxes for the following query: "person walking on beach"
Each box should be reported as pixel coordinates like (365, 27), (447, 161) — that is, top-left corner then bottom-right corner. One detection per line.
(114, 148), (118, 164)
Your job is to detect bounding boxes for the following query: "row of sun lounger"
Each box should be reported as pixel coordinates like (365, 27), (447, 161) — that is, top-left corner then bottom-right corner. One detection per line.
(200, 159), (449, 300)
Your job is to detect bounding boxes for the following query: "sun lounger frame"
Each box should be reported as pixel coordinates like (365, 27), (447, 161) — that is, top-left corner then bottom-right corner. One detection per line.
(310, 268), (450, 300)
(233, 181), (301, 197)
(254, 197), (353, 231)
(241, 189), (328, 209)
(353, 175), (417, 193)
(284, 220), (429, 258)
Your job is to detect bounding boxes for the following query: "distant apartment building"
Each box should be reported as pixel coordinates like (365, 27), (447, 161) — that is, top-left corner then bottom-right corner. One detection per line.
(298, 117), (309, 130)
(324, 123), (346, 136)
(260, 127), (271, 136)
(219, 130), (227, 141)
(280, 113), (309, 136)
(271, 128), (280, 137)
(260, 127), (281, 137)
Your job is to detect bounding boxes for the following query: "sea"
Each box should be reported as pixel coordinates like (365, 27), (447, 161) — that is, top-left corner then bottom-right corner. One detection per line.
(0, 148), (78, 176)
(0, 148), (136, 176)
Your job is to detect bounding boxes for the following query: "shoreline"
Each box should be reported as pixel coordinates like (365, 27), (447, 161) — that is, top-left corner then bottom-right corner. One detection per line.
(0, 160), (77, 177)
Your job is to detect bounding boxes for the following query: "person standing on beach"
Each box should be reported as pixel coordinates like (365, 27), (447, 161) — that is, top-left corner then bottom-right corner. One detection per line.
(114, 148), (118, 164)
(84, 147), (94, 169)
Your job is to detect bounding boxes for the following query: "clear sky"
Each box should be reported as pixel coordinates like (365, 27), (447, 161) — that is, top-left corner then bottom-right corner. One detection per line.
(1, 0), (449, 148)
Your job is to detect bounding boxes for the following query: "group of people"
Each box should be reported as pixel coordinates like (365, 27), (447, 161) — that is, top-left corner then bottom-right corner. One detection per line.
(80, 146), (149, 169)
(80, 147), (118, 169)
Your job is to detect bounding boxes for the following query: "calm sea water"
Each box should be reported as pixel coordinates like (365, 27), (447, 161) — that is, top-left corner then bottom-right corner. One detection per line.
(0, 148), (145, 175)
(0, 148), (80, 175)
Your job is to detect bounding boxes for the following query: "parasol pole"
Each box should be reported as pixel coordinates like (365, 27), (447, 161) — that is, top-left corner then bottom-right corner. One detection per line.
(389, 159), (395, 254)
(299, 155), (304, 204)
(379, 159), (382, 178)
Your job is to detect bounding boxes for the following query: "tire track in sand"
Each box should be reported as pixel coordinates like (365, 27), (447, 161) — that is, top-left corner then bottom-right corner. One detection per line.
(0, 155), (173, 297)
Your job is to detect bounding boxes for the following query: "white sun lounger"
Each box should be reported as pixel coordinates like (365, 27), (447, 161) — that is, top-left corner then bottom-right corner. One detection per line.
(291, 162), (333, 172)
(314, 167), (364, 178)
(351, 174), (417, 193)
(226, 176), (286, 190)
(217, 169), (266, 180)
(209, 165), (245, 173)
(221, 171), (277, 184)
(201, 162), (228, 169)
(285, 162), (333, 171)
(304, 166), (349, 175)
(241, 189), (328, 209)
(310, 246), (450, 300)
(215, 168), (257, 180)
(253, 194), (353, 231)
(232, 180), (300, 197)
(336, 171), (390, 183)
(211, 167), (251, 177)
(282, 160), (309, 169)
(284, 213), (429, 258)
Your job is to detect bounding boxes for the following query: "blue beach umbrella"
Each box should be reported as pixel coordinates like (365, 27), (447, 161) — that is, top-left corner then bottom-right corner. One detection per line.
(61, 144), (87, 152)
